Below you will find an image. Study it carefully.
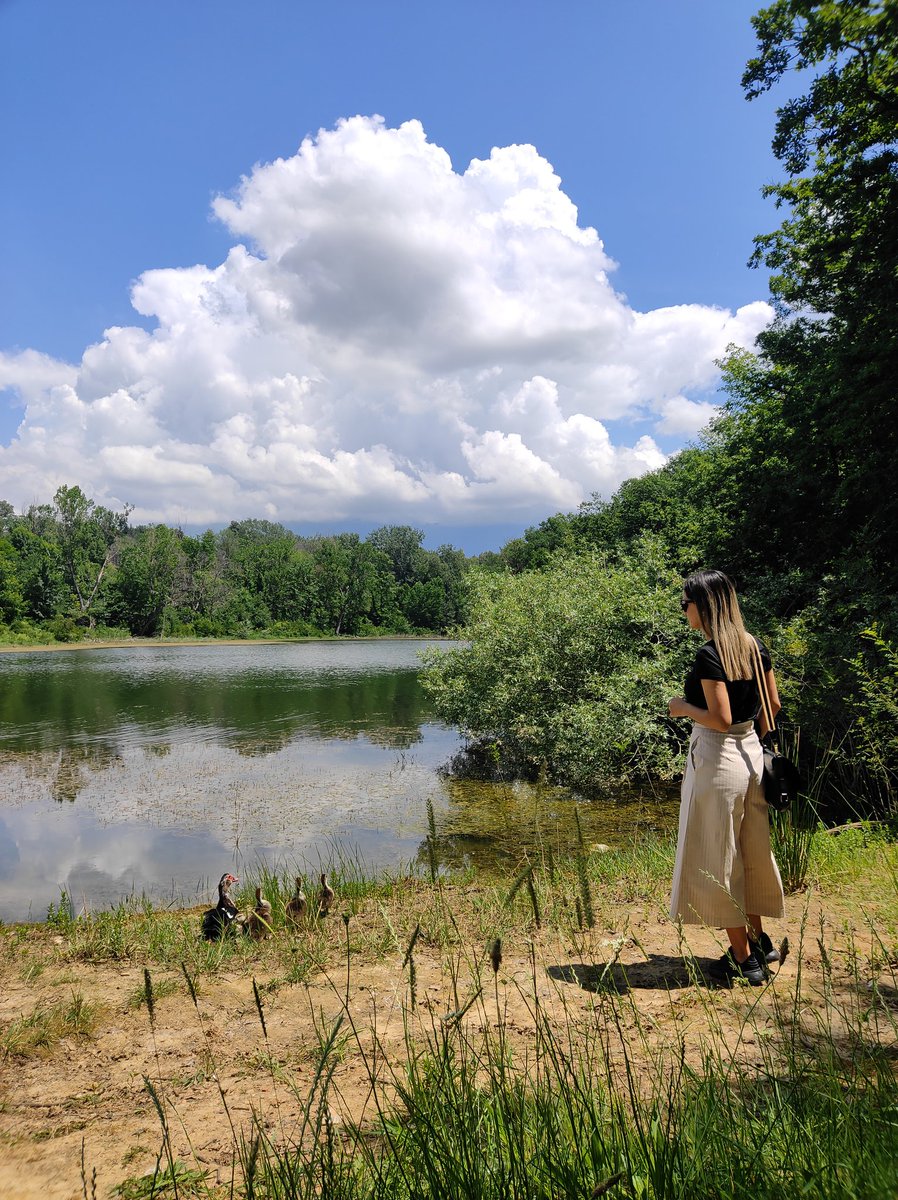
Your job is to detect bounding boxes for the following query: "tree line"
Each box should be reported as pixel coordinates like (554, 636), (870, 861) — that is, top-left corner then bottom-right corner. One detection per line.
(423, 1), (898, 817)
(0, 486), (470, 641)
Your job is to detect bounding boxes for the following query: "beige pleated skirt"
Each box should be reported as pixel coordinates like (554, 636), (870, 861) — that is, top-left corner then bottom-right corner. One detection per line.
(670, 721), (785, 928)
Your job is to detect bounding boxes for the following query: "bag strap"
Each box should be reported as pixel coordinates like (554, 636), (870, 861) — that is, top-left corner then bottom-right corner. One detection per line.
(750, 637), (776, 743)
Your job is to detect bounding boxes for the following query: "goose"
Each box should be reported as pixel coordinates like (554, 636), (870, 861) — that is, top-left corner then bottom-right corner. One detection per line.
(246, 886), (273, 939)
(318, 873), (335, 918)
(285, 877), (307, 926)
(201, 873), (240, 940)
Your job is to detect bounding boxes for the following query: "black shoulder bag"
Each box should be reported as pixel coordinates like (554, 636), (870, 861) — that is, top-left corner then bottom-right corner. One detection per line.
(751, 640), (802, 811)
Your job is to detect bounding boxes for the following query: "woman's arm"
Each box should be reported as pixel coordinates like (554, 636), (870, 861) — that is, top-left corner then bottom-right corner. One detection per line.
(668, 680), (732, 732)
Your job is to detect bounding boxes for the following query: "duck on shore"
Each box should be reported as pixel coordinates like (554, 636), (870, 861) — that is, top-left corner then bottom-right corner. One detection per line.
(246, 886), (273, 939)
(201, 873), (240, 940)
(318, 873), (335, 918)
(285, 877), (307, 926)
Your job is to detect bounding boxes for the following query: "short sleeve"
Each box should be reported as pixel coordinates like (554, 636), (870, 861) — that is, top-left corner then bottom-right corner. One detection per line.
(694, 643), (725, 681)
(756, 639), (772, 672)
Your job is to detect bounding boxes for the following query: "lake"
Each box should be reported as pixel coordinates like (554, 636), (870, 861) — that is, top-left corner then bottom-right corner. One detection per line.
(0, 640), (677, 921)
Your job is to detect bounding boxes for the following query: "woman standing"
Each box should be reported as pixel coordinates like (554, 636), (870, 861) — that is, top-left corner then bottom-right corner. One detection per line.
(668, 569), (785, 985)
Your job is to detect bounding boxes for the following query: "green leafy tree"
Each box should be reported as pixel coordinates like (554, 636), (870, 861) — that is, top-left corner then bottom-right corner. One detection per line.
(6, 525), (65, 620)
(52, 485), (132, 627)
(421, 538), (694, 788)
(310, 534), (395, 635)
(0, 537), (25, 624)
(176, 530), (229, 625)
(742, 0), (898, 590)
(367, 526), (427, 587)
(222, 522), (315, 624)
(500, 513), (577, 573)
(113, 524), (185, 636)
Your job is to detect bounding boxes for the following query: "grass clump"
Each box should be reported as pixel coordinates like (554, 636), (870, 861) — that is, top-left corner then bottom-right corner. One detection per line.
(2, 991), (100, 1057)
(111, 1160), (208, 1199)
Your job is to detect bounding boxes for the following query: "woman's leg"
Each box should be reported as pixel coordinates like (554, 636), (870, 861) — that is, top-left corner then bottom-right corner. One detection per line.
(726, 926), (751, 961)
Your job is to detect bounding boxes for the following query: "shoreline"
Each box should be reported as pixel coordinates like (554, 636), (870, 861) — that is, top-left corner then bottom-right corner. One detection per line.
(0, 633), (451, 655)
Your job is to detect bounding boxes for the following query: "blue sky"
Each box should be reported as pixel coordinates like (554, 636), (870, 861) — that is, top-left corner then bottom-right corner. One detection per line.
(0, 0), (788, 551)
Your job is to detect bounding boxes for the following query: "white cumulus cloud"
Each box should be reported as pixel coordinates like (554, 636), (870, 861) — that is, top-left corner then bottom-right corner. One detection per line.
(0, 116), (772, 525)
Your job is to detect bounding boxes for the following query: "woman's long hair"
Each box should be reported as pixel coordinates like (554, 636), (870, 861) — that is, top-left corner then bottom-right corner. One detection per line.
(683, 569), (755, 681)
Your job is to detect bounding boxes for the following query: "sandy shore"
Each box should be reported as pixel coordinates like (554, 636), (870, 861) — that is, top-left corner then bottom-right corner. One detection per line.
(0, 875), (891, 1200)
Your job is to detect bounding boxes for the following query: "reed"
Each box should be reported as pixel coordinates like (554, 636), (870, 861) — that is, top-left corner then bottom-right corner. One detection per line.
(115, 836), (898, 1200)
(14, 828), (896, 1199)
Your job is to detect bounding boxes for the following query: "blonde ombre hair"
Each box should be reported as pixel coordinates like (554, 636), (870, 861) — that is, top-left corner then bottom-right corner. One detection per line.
(683, 569), (755, 681)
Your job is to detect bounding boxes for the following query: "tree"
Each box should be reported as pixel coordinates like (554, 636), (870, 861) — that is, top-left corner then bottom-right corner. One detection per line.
(7, 525), (65, 620)
(0, 537), (25, 624)
(310, 534), (394, 635)
(500, 514), (576, 573)
(53, 485), (132, 627)
(222, 523), (315, 624)
(113, 525), (185, 635)
(741, 0), (898, 592)
(367, 526), (426, 587)
(421, 537), (694, 788)
(177, 530), (229, 623)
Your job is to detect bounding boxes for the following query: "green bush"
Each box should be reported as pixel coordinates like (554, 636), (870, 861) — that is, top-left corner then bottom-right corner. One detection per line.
(85, 624), (131, 641)
(421, 537), (695, 789)
(0, 619), (56, 646)
(47, 614), (83, 643)
(267, 618), (322, 639)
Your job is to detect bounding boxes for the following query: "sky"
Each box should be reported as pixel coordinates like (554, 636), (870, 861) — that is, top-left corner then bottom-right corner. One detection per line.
(0, 0), (790, 553)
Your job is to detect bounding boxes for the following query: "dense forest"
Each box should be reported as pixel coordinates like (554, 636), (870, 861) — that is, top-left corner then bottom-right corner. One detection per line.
(423, 0), (898, 819)
(0, 488), (472, 640)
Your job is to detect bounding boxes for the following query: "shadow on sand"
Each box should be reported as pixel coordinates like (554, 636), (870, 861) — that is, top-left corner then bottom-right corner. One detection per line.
(548, 953), (740, 993)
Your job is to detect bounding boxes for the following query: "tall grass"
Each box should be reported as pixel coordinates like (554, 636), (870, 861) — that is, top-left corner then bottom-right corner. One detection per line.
(1, 991), (100, 1056)
(113, 838), (898, 1200)
(12, 829), (894, 1199)
(167, 923), (897, 1200)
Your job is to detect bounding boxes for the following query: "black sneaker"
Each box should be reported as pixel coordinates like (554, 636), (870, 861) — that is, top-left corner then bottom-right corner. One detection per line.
(749, 931), (780, 964)
(716, 950), (767, 986)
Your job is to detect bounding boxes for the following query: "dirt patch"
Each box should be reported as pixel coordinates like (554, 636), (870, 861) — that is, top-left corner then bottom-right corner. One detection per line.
(0, 892), (891, 1200)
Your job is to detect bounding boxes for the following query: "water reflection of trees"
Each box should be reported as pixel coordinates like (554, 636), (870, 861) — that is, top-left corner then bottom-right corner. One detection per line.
(0, 744), (124, 803)
(0, 658), (428, 759)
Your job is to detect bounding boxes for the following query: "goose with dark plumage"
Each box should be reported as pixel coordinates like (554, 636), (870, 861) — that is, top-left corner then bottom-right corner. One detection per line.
(201, 873), (240, 940)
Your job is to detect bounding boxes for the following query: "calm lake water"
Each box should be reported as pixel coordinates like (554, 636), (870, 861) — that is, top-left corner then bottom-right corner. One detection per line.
(0, 640), (677, 921)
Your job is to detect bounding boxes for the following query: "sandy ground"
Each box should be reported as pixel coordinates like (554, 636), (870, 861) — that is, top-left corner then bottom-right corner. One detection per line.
(0, 886), (892, 1200)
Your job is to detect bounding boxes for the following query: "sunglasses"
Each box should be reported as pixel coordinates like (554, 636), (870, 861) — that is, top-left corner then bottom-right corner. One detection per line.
(680, 598), (692, 612)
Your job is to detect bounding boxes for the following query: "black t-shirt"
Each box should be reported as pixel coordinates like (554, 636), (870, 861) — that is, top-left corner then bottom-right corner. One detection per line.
(683, 639), (772, 722)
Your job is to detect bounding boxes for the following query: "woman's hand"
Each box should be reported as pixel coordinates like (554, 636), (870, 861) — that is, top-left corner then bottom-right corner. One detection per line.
(668, 696), (688, 718)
